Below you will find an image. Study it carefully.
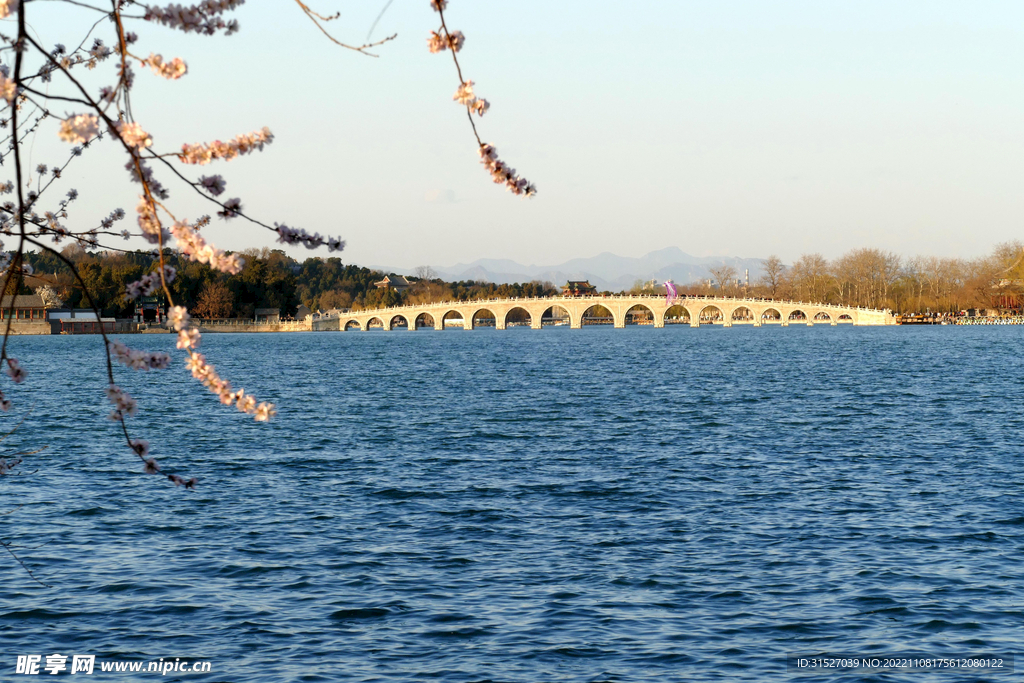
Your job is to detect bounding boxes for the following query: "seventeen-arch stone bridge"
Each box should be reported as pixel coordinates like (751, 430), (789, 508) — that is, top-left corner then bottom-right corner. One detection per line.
(313, 295), (895, 331)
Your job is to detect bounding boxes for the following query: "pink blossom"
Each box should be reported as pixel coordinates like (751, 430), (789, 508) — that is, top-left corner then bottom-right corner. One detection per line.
(430, 0), (447, 11)
(118, 61), (135, 90)
(124, 265), (176, 300)
(0, 74), (16, 104)
(108, 340), (172, 370)
(125, 158), (169, 200)
(447, 31), (465, 52)
(178, 127), (273, 165)
(168, 305), (190, 331)
(198, 174), (226, 196)
(89, 38), (111, 61)
(0, 456), (21, 473)
(427, 31), (447, 54)
(5, 358), (26, 384)
(0, 0), (18, 20)
(275, 223), (344, 252)
(478, 143), (536, 197)
(254, 402), (275, 422)
(426, 30), (464, 54)
(144, 0), (243, 36)
(170, 221), (244, 274)
(177, 328), (201, 350)
(184, 351), (274, 422)
(217, 197), (242, 219)
(453, 80), (475, 105)
(235, 391), (256, 414)
(106, 384), (139, 420)
(145, 53), (188, 80)
(58, 114), (99, 144)
(116, 121), (153, 150)
(101, 207), (127, 229)
(166, 474), (199, 488)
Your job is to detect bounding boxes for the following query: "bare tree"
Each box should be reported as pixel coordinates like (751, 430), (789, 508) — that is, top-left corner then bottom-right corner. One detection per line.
(414, 266), (438, 281)
(759, 255), (785, 297)
(708, 264), (737, 294)
(789, 254), (830, 302)
(832, 248), (901, 309)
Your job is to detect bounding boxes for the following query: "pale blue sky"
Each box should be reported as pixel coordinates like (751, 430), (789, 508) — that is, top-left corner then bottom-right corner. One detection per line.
(11, 1), (1024, 268)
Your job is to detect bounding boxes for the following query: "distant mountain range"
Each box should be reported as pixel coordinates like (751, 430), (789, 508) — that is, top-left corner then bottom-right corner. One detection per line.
(372, 247), (768, 292)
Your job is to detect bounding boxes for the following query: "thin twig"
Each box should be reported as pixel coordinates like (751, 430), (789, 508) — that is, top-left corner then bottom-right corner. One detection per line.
(294, 0), (396, 57)
(1, 539), (52, 588)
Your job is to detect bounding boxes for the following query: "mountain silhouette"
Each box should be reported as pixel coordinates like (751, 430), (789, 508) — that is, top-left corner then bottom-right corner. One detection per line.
(373, 247), (768, 291)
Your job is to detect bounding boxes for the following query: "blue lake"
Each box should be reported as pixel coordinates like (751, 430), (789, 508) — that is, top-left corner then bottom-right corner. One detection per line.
(2, 326), (1023, 681)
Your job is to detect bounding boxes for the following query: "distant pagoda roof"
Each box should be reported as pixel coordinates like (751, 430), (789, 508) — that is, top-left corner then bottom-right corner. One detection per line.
(374, 275), (411, 290)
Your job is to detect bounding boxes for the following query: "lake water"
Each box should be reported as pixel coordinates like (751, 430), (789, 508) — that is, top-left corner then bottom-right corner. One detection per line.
(2, 326), (1023, 681)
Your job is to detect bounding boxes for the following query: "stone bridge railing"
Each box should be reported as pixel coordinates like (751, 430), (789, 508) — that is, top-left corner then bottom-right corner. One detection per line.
(312, 295), (895, 331)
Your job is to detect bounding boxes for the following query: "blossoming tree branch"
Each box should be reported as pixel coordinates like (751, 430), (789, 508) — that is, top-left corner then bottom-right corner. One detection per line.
(0, 0), (535, 489)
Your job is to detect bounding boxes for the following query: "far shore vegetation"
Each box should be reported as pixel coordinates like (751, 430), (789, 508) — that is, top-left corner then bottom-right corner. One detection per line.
(8, 241), (1024, 318)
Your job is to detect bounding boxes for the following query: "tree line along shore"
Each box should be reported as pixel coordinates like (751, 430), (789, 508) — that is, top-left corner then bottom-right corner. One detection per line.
(7, 241), (1024, 320)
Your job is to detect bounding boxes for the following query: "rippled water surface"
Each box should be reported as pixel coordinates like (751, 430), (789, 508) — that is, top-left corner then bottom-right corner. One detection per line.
(3, 326), (1024, 681)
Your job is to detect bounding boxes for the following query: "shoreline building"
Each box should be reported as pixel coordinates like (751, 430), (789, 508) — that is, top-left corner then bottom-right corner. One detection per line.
(0, 294), (52, 335)
(255, 308), (281, 323)
(374, 275), (411, 293)
(562, 280), (597, 297)
(0, 294), (48, 321)
(134, 296), (166, 324)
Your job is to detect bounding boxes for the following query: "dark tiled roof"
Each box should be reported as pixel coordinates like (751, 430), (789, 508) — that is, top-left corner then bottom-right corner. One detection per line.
(374, 275), (411, 288)
(0, 294), (46, 308)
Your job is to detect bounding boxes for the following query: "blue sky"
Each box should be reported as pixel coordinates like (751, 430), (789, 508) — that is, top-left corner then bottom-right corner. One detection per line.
(9, 1), (1024, 268)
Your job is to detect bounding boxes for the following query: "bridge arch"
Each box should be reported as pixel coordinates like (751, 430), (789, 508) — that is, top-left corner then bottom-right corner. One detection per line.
(442, 310), (464, 329)
(415, 312), (435, 330)
(343, 319), (362, 331)
(788, 309), (807, 322)
(813, 311), (832, 322)
(664, 304), (690, 324)
(541, 305), (571, 327)
(624, 303), (655, 325)
(837, 313), (854, 323)
(390, 314), (409, 330)
(731, 306), (754, 322)
(581, 304), (615, 326)
(699, 305), (724, 324)
(472, 308), (497, 328)
(761, 308), (782, 322)
(504, 306), (532, 328)
(367, 316), (385, 330)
